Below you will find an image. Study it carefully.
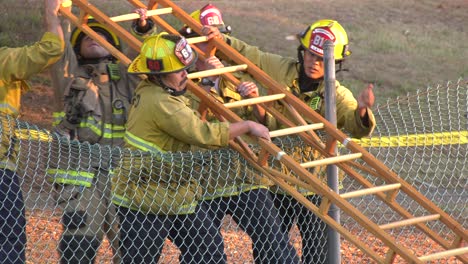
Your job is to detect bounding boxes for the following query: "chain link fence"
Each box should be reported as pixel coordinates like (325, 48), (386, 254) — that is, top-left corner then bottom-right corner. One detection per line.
(1, 79), (466, 263)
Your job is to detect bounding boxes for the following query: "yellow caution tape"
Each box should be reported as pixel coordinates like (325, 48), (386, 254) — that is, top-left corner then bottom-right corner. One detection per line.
(350, 131), (468, 147)
(15, 129), (53, 142)
(15, 128), (468, 148)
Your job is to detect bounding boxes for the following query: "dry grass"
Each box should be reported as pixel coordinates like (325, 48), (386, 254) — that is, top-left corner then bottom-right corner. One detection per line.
(1, 0), (467, 104)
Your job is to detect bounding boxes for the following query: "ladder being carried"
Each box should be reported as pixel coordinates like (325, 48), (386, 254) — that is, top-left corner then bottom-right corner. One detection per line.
(59, 1), (467, 263)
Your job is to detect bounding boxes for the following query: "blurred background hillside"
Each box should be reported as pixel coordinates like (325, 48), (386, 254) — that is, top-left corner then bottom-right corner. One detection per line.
(1, 0), (466, 126)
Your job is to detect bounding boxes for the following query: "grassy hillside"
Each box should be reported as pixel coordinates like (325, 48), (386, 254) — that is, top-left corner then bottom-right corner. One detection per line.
(1, 0), (467, 106)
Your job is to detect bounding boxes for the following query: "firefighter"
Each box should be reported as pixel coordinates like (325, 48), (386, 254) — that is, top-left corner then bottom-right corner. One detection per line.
(112, 32), (270, 264)
(203, 19), (376, 263)
(182, 4), (300, 263)
(47, 8), (155, 264)
(0, 0), (64, 263)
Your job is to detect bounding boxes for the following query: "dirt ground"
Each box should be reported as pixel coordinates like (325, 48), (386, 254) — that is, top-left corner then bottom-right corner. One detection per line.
(25, 211), (463, 264)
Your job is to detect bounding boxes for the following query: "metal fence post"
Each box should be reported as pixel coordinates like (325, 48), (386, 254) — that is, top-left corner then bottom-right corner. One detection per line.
(324, 39), (341, 264)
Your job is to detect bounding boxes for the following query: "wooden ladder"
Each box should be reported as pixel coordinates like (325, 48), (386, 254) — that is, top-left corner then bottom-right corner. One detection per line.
(60, 1), (468, 263)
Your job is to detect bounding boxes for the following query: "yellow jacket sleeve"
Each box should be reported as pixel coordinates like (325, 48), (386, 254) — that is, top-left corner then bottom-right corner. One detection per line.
(0, 32), (64, 83)
(125, 80), (230, 153)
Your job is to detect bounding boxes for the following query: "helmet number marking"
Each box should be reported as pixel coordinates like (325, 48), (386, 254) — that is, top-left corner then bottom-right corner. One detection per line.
(312, 35), (326, 48)
(206, 16), (220, 26)
(175, 38), (195, 66)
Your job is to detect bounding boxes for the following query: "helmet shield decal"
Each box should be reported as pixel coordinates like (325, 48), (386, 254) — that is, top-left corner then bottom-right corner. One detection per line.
(200, 6), (224, 26)
(309, 27), (336, 56)
(174, 38), (195, 66)
(146, 58), (163, 72)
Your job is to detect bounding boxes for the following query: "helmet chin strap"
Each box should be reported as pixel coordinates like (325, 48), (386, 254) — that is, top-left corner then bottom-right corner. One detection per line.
(77, 55), (115, 65)
(153, 75), (187, 96)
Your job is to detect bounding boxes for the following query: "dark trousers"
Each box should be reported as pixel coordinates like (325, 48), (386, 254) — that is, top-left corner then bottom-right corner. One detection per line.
(117, 204), (226, 264)
(57, 169), (120, 264)
(202, 189), (300, 264)
(0, 169), (26, 264)
(272, 193), (328, 264)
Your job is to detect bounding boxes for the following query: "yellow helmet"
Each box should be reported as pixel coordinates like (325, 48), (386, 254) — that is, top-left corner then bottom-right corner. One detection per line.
(70, 18), (121, 52)
(298, 19), (350, 61)
(128, 32), (197, 74)
(179, 4), (232, 37)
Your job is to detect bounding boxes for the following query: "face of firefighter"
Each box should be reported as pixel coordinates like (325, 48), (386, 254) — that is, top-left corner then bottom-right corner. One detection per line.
(160, 70), (189, 91)
(303, 50), (325, 80)
(79, 33), (111, 59)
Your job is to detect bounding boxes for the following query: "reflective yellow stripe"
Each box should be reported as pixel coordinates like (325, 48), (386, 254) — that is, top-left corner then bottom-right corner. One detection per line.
(112, 194), (198, 215)
(52, 112), (65, 126)
(176, 202), (198, 214)
(112, 194), (131, 208)
(21, 119), (125, 141)
(46, 169), (94, 187)
(79, 116), (126, 139)
(203, 186), (239, 200)
(0, 161), (15, 171)
(0, 103), (19, 115)
(202, 185), (268, 200)
(52, 113), (126, 138)
(124, 131), (165, 153)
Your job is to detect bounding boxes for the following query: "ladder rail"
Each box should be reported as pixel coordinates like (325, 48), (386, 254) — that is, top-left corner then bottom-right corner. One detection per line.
(65, 1), (468, 262)
(256, 139), (425, 263)
(272, 116), (461, 252)
(129, 0), (322, 144)
(157, 0), (468, 246)
(228, 143), (387, 263)
(241, 136), (466, 263)
(134, 0), (468, 261)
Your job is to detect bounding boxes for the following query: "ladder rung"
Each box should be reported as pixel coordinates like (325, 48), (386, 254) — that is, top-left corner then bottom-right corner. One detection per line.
(187, 36), (209, 44)
(379, 214), (440, 230)
(187, 65), (248, 79)
(341, 183), (401, 199)
(269, 123), (324, 138)
(300, 153), (362, 168)
(224, 94), (286, 109)
(418, 246), (468, 262)
(110, 8), (173, 22)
